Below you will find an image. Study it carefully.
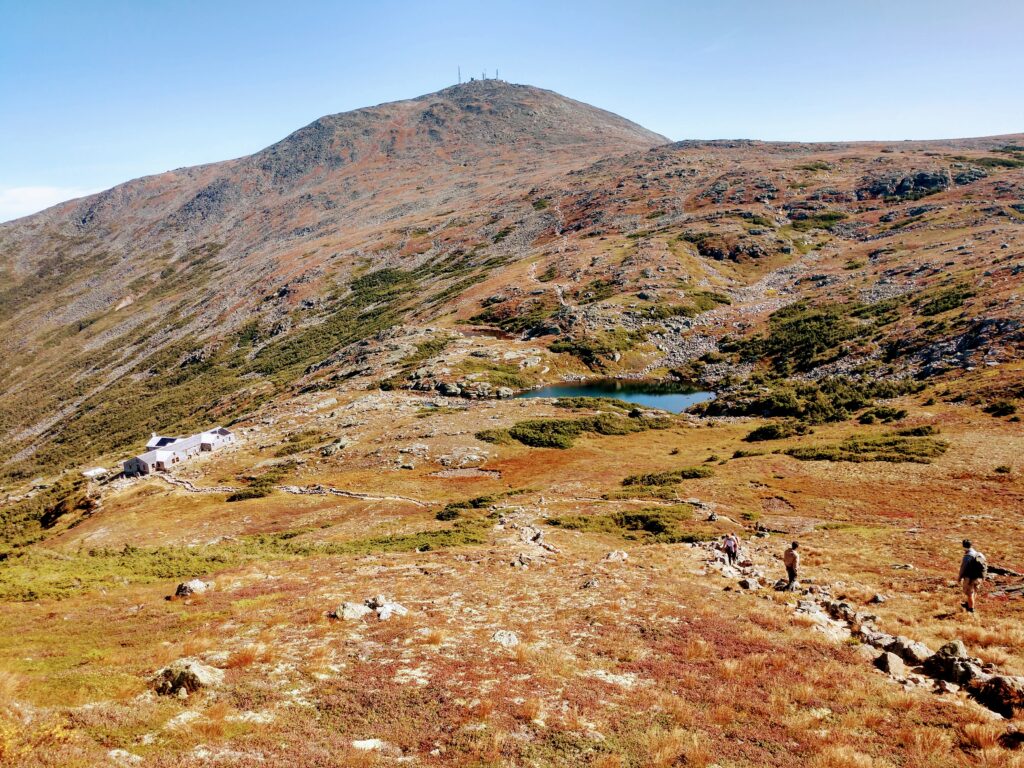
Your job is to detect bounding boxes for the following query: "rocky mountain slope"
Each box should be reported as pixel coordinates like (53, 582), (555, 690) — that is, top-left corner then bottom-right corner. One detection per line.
(0, 80), (667, 480)
(2, 82), (1024, 767)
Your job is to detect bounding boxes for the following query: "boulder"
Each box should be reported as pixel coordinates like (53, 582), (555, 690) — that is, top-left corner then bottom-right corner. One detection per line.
(603, 550), (629, 563)
(867, 594), (887, 605)
(885, 636), (934, 665)
(496, 387), (515, 399)
(738, 578), (761, 591)
(365, 595), (408, 621)
(971, 675), (1024, 719)
(874, 651), (906, 678)
(174, 579), (210, 598)
(491, 630), (520, 648)
(511, 552), (532, 569)
(335, 602), (373, 621)
(154, 658), (224, 696)
(936, 639), (968, 658)
(923, 640), (986, 685)
(438, 382), (462, 397)
(859, 628), (897, 649)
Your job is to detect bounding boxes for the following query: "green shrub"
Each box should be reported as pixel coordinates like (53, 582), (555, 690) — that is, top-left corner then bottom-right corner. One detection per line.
(554, 397), (634, 412)
(508, 418), (586, 449)
(693, 375), (922, 425)
(721, 302), (866, 374)
(791, 211), (847, 231)
(732, 449), (765, 459)
(858, 406), (907, 424)
(744, 421), (809, 442)
(537, 263), (558, 282)
(226, 487), (272, 502)
(483, 412), (671, 450)
(984, 401), (1017, 417)
(896, 425), (938, 437)
(545, 504), (708, 543)
(784, 433), (947, 463)
(795, 161), (832, 172)
(916, 285), (974, 316)
(622, 466), (713, 486)
(549, 329), (647, 370)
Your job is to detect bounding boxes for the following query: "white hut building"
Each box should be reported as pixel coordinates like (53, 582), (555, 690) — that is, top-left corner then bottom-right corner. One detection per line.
(123, 427), (234, 476)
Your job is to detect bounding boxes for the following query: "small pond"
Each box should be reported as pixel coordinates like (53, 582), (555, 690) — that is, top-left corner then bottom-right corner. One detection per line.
(517, 380), (715, 414)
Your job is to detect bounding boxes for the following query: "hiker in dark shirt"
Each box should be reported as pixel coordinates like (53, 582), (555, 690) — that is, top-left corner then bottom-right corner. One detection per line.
(783, 541), (800, 590)
(958, 539), (987, 614)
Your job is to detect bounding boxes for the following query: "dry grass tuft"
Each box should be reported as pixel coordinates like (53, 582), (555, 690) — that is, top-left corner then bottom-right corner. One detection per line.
(517, 696), (544, 723)
(644, 726), (710, 768)
(193, 701), (232, 739)
(810, 745), (879, 768)
(959, 722), (1005, 751)
(225, 645), (273, 669)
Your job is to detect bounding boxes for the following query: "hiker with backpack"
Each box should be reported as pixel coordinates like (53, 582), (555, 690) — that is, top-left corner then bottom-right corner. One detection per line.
(783, 541), (800, 590)
(958, 539), (987, 613)
(722, 532), (739, 567)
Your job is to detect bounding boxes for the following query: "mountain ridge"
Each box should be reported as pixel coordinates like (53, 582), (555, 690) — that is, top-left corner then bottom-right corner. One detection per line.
(0, 82), (1021, 488)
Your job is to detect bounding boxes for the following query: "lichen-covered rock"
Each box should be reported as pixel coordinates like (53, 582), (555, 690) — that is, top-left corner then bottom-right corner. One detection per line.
(153, 658), (224, 696)
(491, 630), (520, 648)
(366, 595), (408, 620)
(175, 579), (211, 598)
(335, 602), (372, 621)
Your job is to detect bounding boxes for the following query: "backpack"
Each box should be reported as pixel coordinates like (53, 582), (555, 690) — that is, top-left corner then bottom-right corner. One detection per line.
(964, 552), (987, 580)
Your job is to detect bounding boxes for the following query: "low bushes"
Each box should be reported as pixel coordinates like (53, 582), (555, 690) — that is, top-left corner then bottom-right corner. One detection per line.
(549, 329), (648, 370)
(784, 433), (948, 463)
(227, 462), (294, 502)
(744, 421), (810, 442)
(858, 406), (907, 424)
(546, 504), (712, 543)
(622, 466), (713, 487)
(693, 375), (923, 425)
(915, 285), (974, 317)
(478, 412), (672, 449)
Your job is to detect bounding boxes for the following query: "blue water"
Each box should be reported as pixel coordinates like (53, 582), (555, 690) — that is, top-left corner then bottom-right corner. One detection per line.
(517, 381), (715, 414)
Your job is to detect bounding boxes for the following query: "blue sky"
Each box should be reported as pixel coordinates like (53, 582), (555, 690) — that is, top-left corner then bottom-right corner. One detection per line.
(1, 0), (1022, 221)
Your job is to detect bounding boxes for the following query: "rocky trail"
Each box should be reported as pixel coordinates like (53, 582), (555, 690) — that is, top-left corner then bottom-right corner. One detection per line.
(692, 533), (1024, 722)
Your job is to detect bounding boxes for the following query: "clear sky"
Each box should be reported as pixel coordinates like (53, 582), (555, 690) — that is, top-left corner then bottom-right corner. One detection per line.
(2, 0), (1022, 221)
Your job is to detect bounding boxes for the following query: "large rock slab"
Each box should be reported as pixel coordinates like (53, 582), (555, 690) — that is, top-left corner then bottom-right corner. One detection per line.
(874, 651), (906, 678)
(885, 636), (934, 665)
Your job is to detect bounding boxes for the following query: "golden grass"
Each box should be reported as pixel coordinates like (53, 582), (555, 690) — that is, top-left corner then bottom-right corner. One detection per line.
(643, 726), (710, 768)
